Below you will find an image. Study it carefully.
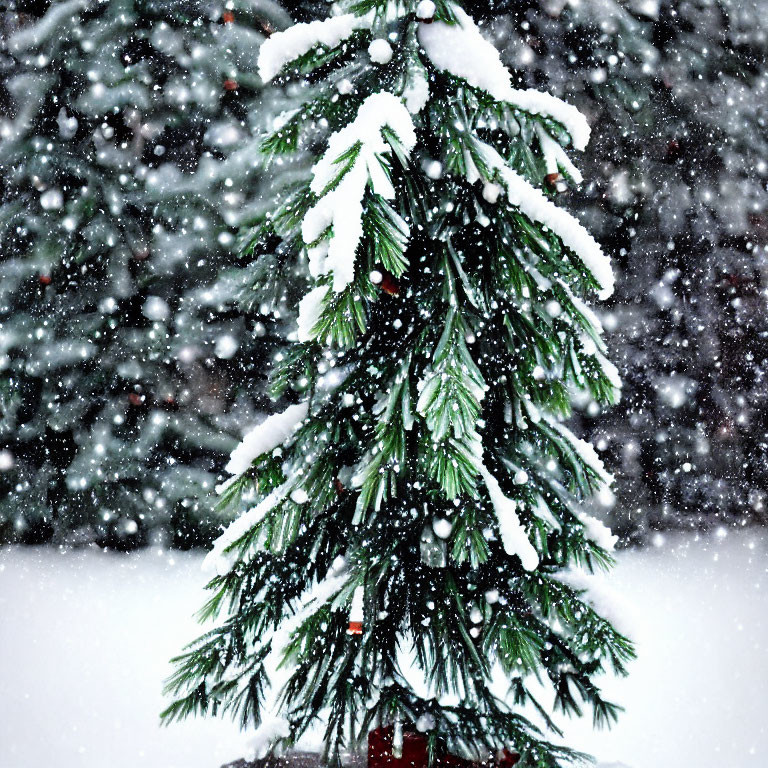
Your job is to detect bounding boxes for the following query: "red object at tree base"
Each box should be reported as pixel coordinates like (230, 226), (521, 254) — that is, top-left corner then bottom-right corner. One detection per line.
(367, 726), (519, 768)
(347, 621), (363, 635)
(223, 79), (239, 91)
(38, 274), (52, 285)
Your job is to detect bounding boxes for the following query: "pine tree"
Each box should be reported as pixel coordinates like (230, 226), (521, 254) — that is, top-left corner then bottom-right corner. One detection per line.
(163, 3), (633, 766)
(484, 0), (768, 540)
(0, 0), (318, 548)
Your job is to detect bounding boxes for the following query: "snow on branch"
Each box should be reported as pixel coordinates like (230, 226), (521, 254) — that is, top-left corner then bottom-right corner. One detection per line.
(203, 482), (291, 575)
(578, 511), (619, 552)
(544, 415), (615, 489)
(224, 402), (309, 480)
(299, 91), (416, 300)
(8, 0), (87, 52)
(215, 560), (352, 760)
(417, 6), (591, 151)
(270, 557), (351, 657)
(476, 460), (540, 571)
(257, 14), (370, 83)
(475, 141), (614, 299)
(535, 125), (583, 185)
(296, 284), (331, 343)
(247, 716), (292, 761)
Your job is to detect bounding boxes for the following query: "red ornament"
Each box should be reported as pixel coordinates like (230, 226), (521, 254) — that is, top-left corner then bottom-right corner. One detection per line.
(375, 269), (400, 297)
(348, 586), (364, 635)
(545, 172), (560, 186)
(369, 726), (435, 768)
(666, 139), (681, 160)
(223, 79), (238, 91)
(497, 751), (520, 768)
(544, 173), (567, 194)
(221, 10), (234, 23)
(38, 274), (52, 285)
(128, 393), (145, 407)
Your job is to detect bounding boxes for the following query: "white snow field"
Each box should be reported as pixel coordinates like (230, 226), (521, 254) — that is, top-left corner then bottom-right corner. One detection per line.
(1, 528), (766, 768)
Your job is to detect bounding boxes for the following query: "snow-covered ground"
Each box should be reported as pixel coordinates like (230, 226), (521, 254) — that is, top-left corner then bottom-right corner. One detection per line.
(1, 528), (766, 768)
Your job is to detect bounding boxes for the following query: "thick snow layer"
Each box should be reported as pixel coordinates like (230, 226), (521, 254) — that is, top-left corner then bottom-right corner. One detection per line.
(257, 14), (369, 83)
(417, 6), (590, 150)
(477, 141), (614, 299)
(303, 92), (416, 294)
(297, 284), (330, 342)
(2, 529), (768, 768)
(224, 402), (309, 480)
(476, 461), (540, 571)
(579, 510), (619, 551)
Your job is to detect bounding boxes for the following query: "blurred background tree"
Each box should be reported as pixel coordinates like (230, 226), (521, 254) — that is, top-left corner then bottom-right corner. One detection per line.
(0, 0), (319, 549)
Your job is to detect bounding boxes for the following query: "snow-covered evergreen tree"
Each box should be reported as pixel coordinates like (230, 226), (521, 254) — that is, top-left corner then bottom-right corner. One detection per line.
(163, 3), (633, 765)
(0, 0), (317, 547)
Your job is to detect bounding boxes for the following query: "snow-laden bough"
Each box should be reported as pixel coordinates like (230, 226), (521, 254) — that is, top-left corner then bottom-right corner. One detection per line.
(476, 460), (540, 571)
(223, 402), (309, 483)
(297, 92), (416, 337)
(417, 5), (591, 151)
(475, 141), (614, 299)
(203, 482), (292, 575)
(257, 14), (371, 83)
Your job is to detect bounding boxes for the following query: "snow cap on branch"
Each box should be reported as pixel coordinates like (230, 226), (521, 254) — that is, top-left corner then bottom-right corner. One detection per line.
(224, 402), (309, 480)
(476, 460), (540, 571)
(297, 285), (330, 342)
(476, 141), (614, 299)
(301, 92), (416, 294)
(269, 557), (351, 658)
(248, 716), (291, 761)
(203, 482), (291, 575)
(578, 511), (619, 551)
(418, 6), (591, 150)
(403, 61), (430, 113)
(545, 416), (615, 488)
(258, 14), (370, 82)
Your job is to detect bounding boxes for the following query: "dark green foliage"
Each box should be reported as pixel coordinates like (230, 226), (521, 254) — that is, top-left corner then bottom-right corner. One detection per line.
(164, 3), (633, 767)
